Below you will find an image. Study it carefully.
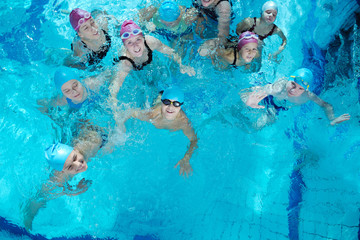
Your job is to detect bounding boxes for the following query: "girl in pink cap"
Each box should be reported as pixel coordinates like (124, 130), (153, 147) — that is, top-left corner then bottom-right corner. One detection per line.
(64, 8), (114, 69)
(110, 20), (196, 105)
(199, 31), (259, 70)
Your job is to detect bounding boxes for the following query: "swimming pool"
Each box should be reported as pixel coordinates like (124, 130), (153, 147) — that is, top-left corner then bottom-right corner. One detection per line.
(1, 0), (360, 239)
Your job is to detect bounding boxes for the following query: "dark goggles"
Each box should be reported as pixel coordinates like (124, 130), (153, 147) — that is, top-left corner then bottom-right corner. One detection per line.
(161, 99), (183, 107)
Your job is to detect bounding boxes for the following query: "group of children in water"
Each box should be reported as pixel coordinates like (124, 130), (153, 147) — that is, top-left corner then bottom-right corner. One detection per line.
(24, 0), (351, 231)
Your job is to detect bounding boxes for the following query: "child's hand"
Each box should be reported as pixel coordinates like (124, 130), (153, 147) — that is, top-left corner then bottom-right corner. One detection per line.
(246, 91), (267, 109)
(174, 158), (193, 177)
(180, 65), (196, 77)
(64, 178), (92, 196)
(330, 113), (350, 125)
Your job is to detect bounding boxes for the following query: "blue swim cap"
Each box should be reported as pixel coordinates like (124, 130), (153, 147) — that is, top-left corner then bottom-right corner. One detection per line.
(290, 68), (314, 90)
(161, 86), (184, 103)
(45, 143), (73, 171)
(159, 1), (181, 22)
(54, 67), (80, 91)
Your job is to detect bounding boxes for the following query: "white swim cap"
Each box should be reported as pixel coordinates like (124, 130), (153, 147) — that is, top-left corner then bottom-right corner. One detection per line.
(262, 1), (278, 12)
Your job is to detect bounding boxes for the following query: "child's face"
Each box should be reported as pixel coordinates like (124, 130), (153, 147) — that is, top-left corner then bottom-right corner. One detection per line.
(287, 81), (305, 97)
(262, 9), (277, 24)
(61, 80), (84, 102)
(240, 42), (258, 63)
(78, 18), (101, 40)
(124, 35), (145, 58)
(62, 149), (88, 175)
(161, 100), (181, 120)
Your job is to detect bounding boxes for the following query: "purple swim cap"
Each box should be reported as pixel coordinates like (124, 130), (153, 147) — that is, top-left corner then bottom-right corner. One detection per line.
(237, 31), (259, 50)
(120, 20), (143, 42)
(69, 8), (92, 32)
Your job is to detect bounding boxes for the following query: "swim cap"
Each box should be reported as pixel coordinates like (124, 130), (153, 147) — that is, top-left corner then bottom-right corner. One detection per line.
(69, 8), (92, 32)
(290, 68), (314, 90)
(45, 143), (73, 171)
(120, 20), (143, 42)
(237, 31), (259, 50)
(159, 1), (181, 22)
(54, 67), (80, 91)
(262, 1), (278, 13)
(161, 86), (184, 103)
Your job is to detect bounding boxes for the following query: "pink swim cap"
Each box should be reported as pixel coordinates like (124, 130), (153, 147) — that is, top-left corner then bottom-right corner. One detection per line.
(237, 31), (259, 50)
(120, 20), (143, 42)
(69, 8), (91, 32)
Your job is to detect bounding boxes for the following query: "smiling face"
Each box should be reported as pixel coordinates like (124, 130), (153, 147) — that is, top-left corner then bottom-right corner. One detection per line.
(78, 18), (100, 40)
(201, 0), (216, 8)
(62, 149), (88, 175)
(239, 42), (258, 63)
(262, 9), (277, 24)
(61, 80), (84, 102)
(287, 81), (305, 97)
(161, 100), (181, 120)
(124, 35), (145, 58)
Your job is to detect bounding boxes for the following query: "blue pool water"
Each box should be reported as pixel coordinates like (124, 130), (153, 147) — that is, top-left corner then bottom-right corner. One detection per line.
(1, 0), (360, 239)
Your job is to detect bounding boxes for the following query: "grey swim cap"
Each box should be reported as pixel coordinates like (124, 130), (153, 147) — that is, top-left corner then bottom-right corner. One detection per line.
(262, 1), (278, 12)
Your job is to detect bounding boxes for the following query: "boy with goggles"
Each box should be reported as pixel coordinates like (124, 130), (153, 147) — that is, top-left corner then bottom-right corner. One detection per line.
(121, 86), (197, 177)
(241, 68), (350, 129)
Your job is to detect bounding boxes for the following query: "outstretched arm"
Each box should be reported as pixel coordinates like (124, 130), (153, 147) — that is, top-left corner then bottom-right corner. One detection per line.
(270, 28), (287, 60)
(147, 36), (196, 76)
(174, 122), (198, 177)
(308, 92), (351, 125)
(37, 95), (67, 113)
(109, 62), (132, 110)
(216, 1), (231, 43)
(23, 173), (91, 231)
(236, 18), (252, 36)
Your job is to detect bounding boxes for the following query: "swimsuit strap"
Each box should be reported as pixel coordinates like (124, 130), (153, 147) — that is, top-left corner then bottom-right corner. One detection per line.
(242, 18), (277, 41)
(248, 17), (256, 32)
(232, 46), (237, 66)
(80, 29), (112, 65)
(259, 24), (277, 40)
(215, 0), (229, 8)
(113, 40), (153, 71)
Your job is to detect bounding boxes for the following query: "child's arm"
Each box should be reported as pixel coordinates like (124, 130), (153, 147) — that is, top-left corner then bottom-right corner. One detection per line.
(308, 92), (351, 125)
(270, 27), (287, 59)
(37, 95), (67, 113)
(216, 1), (231, 43)
(174, 121), (198, 177)
(147, 35), (196, 76)
(109, 62), (133, 110)
(236, 18), (252, 36)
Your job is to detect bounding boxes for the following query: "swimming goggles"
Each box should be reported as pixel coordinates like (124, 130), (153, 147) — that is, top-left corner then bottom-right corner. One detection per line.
(77, 12), (91, 30)
(290, 76), (310, 90)
(121, 29), (142, 40)
(238, 33), (259, 42)
(161, 99), (183, 107)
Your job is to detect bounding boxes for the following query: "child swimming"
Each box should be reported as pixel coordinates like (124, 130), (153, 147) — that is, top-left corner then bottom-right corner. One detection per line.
(199, 31), (259, 70)
(193, 0), (232, 44)
(236, 1), (287, 60)
(123, 86), (198, 177)
(138, 1), (198, 42)
(110, 20), (195, 106)
(37, 67), (105, 113)
(64, 8), (112, 69)
(241, 68), (351, 129)
(23, 123), (107, 231)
